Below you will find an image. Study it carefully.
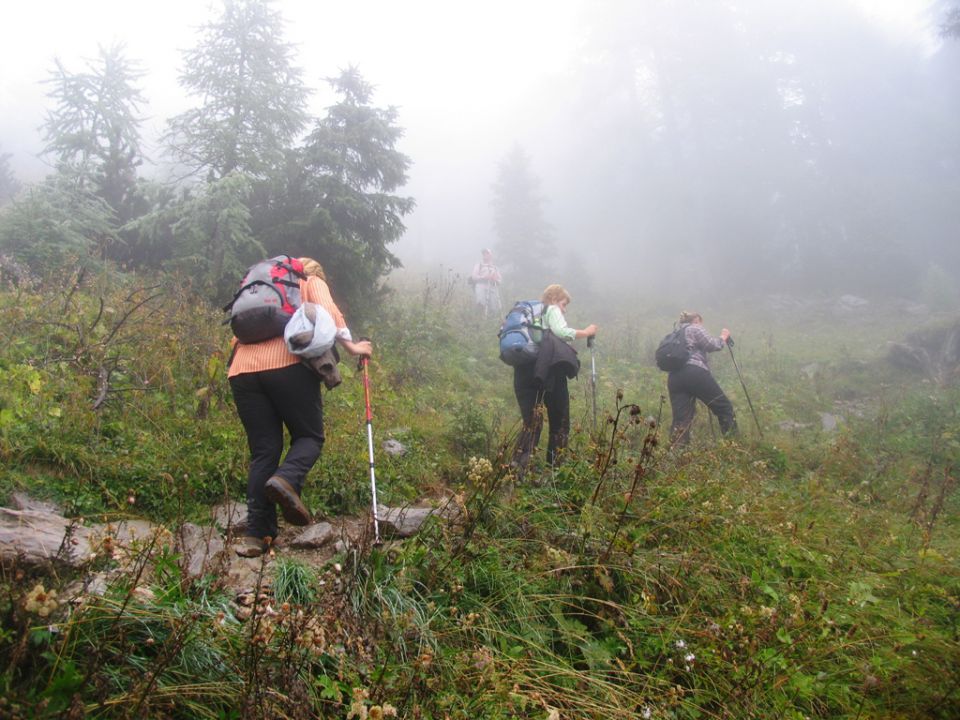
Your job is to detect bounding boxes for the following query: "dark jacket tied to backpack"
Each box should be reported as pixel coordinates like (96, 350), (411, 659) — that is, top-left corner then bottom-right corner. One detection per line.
(534, 331), (580, 390)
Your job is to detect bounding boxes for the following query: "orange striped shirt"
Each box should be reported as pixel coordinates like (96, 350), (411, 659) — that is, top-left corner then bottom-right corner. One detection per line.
(228, 276), (347, 378)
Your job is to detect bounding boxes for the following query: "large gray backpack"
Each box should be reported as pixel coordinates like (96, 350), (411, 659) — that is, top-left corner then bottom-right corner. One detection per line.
(223, 255), (306, 344)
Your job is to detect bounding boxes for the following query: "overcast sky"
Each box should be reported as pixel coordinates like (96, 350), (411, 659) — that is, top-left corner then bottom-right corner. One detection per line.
(0, 0), (941, 270)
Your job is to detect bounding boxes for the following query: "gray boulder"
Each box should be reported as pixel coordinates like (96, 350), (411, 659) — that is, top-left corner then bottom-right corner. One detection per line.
(290, 522), (337, 549)
(211, 500), (248, 534)
(176, 522), (226, 579)
(0, 508), (93, 566)
(382, 439), (407, 457)
(837, 294), (870, 313)
(820, 412), (844, 433)
(8, 492), (61, 514)
(377, 505), (435, 538)
(887, 319), (960, 384)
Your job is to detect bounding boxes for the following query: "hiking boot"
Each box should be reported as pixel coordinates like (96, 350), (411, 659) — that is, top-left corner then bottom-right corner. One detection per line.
(234, 536), (268, 558)
(264, 476), (311, 526)
(510, 449), (531, 471)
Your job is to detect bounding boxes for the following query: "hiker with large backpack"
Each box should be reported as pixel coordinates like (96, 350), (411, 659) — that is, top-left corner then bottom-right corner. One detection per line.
(510, 284), (597, 472)
(226, 256), (372, 558)
(661, 311), (737, 445)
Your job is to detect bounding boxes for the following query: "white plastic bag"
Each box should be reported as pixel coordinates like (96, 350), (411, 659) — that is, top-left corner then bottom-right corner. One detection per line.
(284, 303), (337, 357)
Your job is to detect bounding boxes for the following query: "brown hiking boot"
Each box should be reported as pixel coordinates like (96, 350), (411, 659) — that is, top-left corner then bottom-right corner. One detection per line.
(234, 536), (268, 558)
(264, 476), (311, 526)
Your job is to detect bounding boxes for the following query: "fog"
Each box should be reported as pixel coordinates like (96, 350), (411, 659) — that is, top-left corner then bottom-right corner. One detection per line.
(2, 0), (957, 304)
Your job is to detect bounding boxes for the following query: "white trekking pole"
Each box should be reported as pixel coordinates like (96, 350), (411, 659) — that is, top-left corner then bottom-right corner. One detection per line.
(358, 348), (381, 544)
(588, 335), (598, 433)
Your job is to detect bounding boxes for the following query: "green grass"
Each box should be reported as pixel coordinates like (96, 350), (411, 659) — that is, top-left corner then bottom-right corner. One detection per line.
(1, 267), (958, 718)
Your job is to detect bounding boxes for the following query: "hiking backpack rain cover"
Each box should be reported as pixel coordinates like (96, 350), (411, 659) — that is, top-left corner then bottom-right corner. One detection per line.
(655, 324), (691, 371)
(224, 256), (307, 344)
(498, 300), (544, 366)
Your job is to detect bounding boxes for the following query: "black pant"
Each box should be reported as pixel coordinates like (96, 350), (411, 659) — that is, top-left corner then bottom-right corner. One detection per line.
(513, 363), (569, 466)
(668, 364), (737, 445)
(230, 363), (324, 540)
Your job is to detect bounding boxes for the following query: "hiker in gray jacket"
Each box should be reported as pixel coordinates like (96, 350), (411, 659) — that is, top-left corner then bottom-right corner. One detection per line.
(667, 311), (737, 445)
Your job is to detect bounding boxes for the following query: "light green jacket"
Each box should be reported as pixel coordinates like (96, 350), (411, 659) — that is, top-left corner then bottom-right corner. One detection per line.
(542, 304), (576, 342)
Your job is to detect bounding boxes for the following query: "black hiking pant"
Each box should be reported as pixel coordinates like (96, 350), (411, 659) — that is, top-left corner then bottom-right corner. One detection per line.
(513, 363), (569, 468)
(230, 363), (324, 540)
(667, 364), (737, 445)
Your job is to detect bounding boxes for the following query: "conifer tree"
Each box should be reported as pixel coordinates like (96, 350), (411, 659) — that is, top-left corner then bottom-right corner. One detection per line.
(0, 175), (116, 271)
(41, 45), (145, 226)
(261, 67), (414, 315)
(169, 174), (262, 299)
(0, 148), (19, 206)
(491, 145), (554, 288)
(165, 0), (308, 179)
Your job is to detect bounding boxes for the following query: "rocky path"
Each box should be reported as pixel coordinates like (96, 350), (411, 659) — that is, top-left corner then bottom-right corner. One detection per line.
(1, 491), (458, 598)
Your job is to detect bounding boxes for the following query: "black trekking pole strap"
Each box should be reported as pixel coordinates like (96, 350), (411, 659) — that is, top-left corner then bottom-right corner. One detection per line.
(726, 340), (764, 439)
(356, 336), (372, 371)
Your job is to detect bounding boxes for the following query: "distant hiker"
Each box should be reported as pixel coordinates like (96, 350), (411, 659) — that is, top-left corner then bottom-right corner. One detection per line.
(469, 248), (502, 318)
(228, 257), (372, 558)
(667, 311), (737, 445)
(512, 284), (597, 472)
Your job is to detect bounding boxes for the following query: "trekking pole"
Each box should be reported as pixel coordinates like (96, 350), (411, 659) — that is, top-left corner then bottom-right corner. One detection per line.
(587, 335), (598, 433)
(726, 337), (763, 439)
(358, 345), (381, 544)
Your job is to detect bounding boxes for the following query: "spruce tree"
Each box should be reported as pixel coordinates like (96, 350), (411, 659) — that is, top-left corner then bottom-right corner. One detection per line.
(41, 45), (145, 226)
(491, 145), (554, 289)
(165, 0), (308, 179)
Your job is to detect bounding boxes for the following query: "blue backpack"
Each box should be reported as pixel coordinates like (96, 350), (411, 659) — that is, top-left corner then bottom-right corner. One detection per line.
(498, 300), (544, 366)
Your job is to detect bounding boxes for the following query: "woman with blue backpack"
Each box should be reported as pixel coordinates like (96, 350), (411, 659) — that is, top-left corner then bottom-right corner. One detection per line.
(512, 284), (597, 473)
(667, 311), (737, 445)
(227, 257), (372, 558)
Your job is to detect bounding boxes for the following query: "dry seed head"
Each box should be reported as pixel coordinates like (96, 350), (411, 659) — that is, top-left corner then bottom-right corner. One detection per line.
(24, 584), (59, 617)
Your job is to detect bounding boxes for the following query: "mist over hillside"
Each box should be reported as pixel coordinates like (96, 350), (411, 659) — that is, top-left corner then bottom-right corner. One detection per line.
(2, 0), (959, 313)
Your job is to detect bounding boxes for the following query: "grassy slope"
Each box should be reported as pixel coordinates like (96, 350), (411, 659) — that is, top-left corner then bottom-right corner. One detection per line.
(0, 268), (957, 719)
